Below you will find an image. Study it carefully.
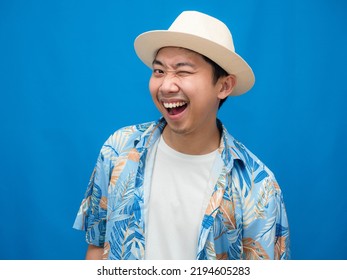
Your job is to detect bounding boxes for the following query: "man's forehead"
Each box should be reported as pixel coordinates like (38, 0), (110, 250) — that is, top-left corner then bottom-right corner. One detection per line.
(153, 47), (205, 66)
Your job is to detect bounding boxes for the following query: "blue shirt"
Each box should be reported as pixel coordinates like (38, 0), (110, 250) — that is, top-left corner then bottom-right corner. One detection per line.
(73, 118), (290, 259)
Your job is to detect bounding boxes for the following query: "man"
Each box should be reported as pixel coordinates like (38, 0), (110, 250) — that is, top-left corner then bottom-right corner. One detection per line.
(73, 11), (290, 260)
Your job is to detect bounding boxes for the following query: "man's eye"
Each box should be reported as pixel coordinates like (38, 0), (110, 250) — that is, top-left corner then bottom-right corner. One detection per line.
(177, 71), (192, 76)
(153, 69), (164, 75)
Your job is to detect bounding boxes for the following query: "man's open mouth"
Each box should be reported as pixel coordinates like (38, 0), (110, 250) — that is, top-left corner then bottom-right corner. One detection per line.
(163, 101), (188, 115)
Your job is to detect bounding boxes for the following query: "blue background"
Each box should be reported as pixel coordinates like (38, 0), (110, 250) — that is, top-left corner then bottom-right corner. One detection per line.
(1, 0), (346, 260)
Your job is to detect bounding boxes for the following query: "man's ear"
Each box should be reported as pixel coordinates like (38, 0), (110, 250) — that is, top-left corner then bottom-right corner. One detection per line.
(217, 75), (236, 99)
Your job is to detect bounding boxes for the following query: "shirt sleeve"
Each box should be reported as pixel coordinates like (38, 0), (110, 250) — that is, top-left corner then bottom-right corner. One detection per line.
(242, 175), (290, 260)
(73, 138), (114, 247)
(273, 183), (290, 259)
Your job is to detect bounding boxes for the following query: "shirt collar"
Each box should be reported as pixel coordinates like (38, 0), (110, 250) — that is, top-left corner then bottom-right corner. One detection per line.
(216, 119), (248, 172)
(135, 117), (247, 170)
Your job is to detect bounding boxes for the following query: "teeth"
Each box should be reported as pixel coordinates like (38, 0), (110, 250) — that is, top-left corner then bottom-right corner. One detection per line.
(163, 102), (187, 108)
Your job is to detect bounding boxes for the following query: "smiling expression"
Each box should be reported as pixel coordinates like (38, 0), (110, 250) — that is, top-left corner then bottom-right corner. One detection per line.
(149, 47), (230, 143)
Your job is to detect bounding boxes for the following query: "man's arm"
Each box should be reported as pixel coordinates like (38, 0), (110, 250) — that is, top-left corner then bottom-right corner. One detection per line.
(85, 244), (104, 260)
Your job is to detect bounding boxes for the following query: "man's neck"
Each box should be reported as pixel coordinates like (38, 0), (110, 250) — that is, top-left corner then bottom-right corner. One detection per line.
(162, 122), (221, 155)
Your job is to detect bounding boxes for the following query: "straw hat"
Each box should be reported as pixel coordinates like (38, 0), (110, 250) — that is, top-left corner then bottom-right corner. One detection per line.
(134, 11), (255, 96)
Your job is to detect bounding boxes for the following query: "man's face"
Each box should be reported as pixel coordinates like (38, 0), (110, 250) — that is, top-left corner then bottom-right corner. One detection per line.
(149, 47), (224, 138)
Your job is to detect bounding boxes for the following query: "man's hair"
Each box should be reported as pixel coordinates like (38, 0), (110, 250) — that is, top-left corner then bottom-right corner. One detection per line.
(202, 55), (229, 109)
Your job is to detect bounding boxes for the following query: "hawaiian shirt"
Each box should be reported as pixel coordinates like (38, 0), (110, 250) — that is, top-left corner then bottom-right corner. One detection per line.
(73, 118), (290, 260)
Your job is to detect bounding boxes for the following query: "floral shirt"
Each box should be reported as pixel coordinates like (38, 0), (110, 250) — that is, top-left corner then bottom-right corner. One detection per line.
(73, 118), (290, 260)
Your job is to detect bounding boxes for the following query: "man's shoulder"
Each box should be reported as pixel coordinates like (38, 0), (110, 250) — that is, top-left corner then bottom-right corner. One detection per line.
(103, 120), (160, 152)
(223, 128), (276, 181)
(114, 120), (157, 136)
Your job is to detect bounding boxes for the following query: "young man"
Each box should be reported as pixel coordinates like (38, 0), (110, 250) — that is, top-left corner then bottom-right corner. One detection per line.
(73, 11), (290, 260)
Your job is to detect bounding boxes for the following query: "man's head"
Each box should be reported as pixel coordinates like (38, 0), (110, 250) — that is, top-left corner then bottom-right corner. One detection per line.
(134, 11), (255, 96)
(149, 46), (235, 137)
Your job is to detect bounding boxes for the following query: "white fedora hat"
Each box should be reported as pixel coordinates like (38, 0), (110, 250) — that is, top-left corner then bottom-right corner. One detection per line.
(134, 11), (255, 96)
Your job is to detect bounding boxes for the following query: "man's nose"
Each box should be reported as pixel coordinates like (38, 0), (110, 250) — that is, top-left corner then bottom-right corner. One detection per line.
(159, 74), (180, 94)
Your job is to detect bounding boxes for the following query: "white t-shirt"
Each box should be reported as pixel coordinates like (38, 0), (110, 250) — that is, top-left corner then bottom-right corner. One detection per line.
(145, 136), (218, 260)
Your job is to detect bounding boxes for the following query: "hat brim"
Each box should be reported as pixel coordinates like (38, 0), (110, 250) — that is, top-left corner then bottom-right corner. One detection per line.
(134, 30), (255, 96)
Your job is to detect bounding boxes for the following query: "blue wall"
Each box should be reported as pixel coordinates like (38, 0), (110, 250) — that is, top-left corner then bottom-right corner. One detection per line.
(1, 0), (346, 260)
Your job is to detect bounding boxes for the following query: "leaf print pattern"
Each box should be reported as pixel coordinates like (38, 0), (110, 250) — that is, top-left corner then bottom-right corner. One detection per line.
(114, 172), (136, 213)
(110, 126), (136, 152)
(216, 252), (228, 260)
(242, 237), (270, 260)
(102, 241), (110, 260)
(275, 236), (287, 259)
(109, 156), (127, 190)
(73, 118), (290, 259)
(205, 187), (225, 217)
(127, 148), (140, 162)
(254, 179), (274, 219)
(99, 196), (108, 210)
(219, 197), (236, 231)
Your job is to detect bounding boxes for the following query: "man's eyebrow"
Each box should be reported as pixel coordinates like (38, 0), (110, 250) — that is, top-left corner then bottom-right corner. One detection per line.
(152, 59), (196, 68)
(152, 59), (164, 67)
(175, 62), (196, 68)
